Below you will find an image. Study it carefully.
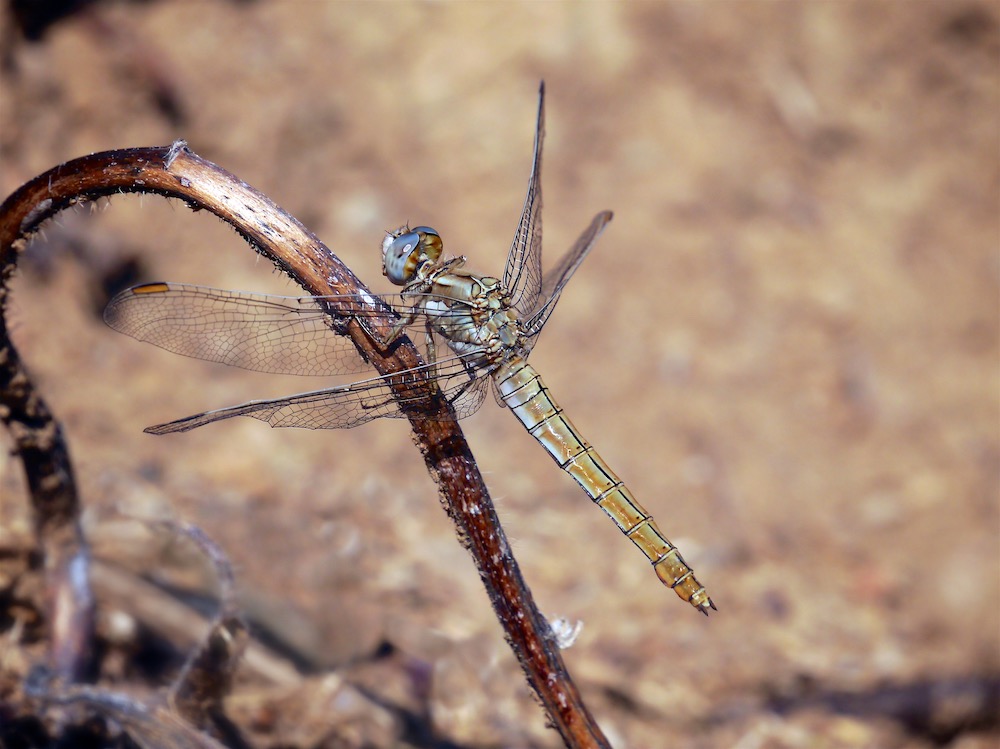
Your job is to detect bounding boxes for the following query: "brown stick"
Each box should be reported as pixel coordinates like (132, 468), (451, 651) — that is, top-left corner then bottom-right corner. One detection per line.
(0, 183), (94, 681)
(0, 142), (611, 747)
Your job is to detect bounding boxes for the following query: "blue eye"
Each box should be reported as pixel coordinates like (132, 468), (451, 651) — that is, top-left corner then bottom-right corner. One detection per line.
(381, 225), (445, 285)
(390, 231), (420, 258)
(381, 228), (421, 285)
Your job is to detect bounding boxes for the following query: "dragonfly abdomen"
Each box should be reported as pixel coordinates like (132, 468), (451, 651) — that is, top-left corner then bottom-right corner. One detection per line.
(495, 357), (715, 614)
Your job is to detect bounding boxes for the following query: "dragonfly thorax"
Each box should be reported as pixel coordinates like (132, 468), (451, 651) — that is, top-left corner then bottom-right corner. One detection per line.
(382, 225), (442, 285)
(435, 273), (524, 363)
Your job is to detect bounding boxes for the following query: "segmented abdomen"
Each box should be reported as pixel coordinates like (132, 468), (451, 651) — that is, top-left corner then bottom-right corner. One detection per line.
(494, 356), (715, 614)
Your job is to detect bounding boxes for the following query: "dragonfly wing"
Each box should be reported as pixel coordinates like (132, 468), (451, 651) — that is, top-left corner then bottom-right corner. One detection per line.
(145, 355), (492, 434)
(522, 210), (613, 351)
(502, 82), (545, 317)
(104, 282), (428, 376)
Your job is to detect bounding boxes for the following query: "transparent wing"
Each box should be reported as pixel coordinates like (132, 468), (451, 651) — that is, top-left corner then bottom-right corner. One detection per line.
(522, 211), (613, 352)
(144, 354), (492, 434)
(502, 82), (545, 317)
(104, 282), (462, 377)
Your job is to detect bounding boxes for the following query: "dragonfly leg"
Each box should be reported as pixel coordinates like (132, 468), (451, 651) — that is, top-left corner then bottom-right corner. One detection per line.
(352, 296), (422, 349)
(423, 320), (438, 380)
(382, 313), (416, 347)
(363, 256), (467, 348)
(444, 370), (480, 409)
(461, 357), (478, 381)
(435, 256), (467, 275)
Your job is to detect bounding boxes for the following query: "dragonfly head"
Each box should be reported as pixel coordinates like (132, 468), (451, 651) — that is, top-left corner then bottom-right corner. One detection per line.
(382, 225), (443, 286)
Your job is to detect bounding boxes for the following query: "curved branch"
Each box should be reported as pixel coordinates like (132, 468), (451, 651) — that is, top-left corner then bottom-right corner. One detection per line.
(0, 142), (610, 747)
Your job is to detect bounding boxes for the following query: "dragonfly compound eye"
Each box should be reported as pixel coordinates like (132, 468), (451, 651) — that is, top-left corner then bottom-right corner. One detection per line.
(411, 226), (443, 263)
(382, 225), (443, 285)
(382, 227), (422, 285)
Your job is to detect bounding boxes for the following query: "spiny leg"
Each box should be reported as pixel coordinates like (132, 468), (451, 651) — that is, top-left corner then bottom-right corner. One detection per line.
(423, 319), (438, 380)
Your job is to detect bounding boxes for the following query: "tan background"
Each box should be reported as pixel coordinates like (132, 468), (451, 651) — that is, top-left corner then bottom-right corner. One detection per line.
(1, 2), (997, 747)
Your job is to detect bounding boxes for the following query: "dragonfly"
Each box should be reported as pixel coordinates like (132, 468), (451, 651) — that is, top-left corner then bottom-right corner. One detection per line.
(104, 84), (715, 615)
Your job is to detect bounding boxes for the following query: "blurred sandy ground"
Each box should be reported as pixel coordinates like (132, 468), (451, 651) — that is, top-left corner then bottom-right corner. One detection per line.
(1, 1), (997, 747)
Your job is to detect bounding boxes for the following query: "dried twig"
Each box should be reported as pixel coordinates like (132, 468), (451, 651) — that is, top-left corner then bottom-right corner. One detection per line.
(0, 185), (94, 683)
(23, 676), (232, 749)
(159, 521), (247, 737)
(0, 142), (611, 747)
(24, 519), (253, 749)
(88, 559), (300, 687)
